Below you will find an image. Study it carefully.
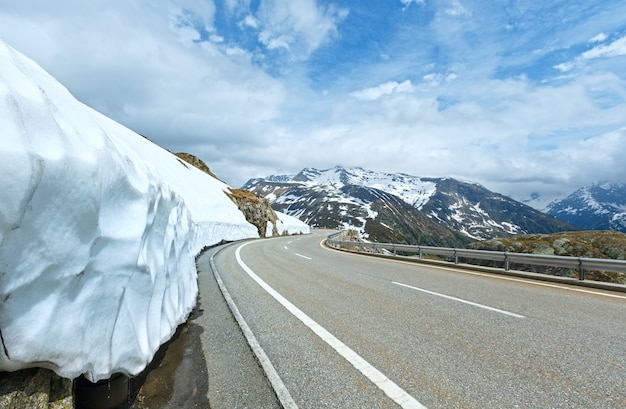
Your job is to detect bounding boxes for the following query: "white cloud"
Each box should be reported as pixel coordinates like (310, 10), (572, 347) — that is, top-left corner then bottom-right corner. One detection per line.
(401, 0), (425, 9)
(254, 0), (348, 58)
(445, 0), (470, 17)
(0, 1), (287, 172)
(224, 0), (252, 15)
(259, 31), (293, 50)
(240, 14), (259, 29)
(1, 0), (625, 201)
(589, 33), (607, 43)
(554, 62), (575, 73)
(582, 35), (626, 59)
(422, 73), (457, 86)
(209, 33), (224, 43)
(169, 0), (217, 34)
(351, 80), (414, 101)
(553, 34), (626, 74)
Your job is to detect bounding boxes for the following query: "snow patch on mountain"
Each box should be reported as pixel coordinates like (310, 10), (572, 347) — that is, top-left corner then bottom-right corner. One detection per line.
(293, 166), (438, 209)
(246, 166), (572, 241)
(547, 182), (626, 232)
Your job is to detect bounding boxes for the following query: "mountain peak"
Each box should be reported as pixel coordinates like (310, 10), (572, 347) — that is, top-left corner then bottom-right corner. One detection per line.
(546, 181), (626, 232)
(244, 166), (575, 241)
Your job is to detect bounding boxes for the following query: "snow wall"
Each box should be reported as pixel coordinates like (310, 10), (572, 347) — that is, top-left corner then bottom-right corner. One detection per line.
(0, 39), (308, 381)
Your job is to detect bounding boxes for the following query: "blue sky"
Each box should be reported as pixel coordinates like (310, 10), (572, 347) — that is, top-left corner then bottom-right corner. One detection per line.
(1, 0), (626, 205)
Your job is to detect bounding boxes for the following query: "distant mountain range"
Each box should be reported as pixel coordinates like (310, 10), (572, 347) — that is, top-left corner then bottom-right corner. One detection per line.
(243, 166), (575, 245)
(546, 182), (626, 233)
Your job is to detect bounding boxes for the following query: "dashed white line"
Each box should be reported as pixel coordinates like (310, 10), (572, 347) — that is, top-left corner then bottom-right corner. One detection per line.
(236, 242), (427, 409)
(392, 281), (525, 318)
(322, 243), (626, 300)
(295, 253), (311, 260)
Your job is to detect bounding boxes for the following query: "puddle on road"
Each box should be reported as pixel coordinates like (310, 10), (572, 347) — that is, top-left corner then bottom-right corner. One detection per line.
(126, 300), (209, 409)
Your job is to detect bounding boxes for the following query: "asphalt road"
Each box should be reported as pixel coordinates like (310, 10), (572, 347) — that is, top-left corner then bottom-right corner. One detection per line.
(207, 229), (626, 409)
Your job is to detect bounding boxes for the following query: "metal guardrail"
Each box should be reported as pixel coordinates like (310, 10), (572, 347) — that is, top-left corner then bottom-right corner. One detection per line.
(326, 232), (626, 282)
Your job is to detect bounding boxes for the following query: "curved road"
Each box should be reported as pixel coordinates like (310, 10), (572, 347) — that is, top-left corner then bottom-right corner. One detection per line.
(205, 230), (626, 408)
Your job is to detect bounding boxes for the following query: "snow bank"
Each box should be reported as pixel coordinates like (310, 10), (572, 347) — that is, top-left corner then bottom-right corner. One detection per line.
(0, 39), (267, 381)
(268, 212), (312, 236)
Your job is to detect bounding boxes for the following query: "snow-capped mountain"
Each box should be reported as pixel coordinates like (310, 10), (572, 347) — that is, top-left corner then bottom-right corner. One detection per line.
(243, 166), (575, 242)
(546, 182), (626, 232)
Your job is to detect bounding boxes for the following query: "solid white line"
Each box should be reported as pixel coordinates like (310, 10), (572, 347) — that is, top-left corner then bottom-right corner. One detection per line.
(236, 242), (427, 409)
(392, 281), (525, 319)
(295, 253), (312, 260)
(209, 253), (298, 409)
(321, 244), (626, 300)
(464, 272), (626, 299)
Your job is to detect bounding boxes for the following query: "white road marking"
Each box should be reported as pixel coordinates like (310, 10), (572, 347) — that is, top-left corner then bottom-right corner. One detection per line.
(392, 281), (525, 318)
(295, 253), (311, 260)
(462, 271), (626, 300)
(322, 244), (626, 300)
(236, 242), (427, 409)
(284, 245), (289, 250)
(209, 254), (298, 409)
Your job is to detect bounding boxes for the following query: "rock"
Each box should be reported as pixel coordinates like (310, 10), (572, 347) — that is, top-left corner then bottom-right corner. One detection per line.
(0, 368), (72, 409)
(226, 188), (279, 238)
(467, 230), (626, 284)
(531, 243), (555, 255)
(552, 237), (570, 255)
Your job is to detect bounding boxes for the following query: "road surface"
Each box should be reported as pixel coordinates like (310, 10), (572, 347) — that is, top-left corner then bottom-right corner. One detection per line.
(205, 229), (626, 408)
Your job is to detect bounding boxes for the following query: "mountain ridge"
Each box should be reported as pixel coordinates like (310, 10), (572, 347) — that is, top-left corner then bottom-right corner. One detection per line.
(546, 182), (626, 233)
(243, 166), (575, 243)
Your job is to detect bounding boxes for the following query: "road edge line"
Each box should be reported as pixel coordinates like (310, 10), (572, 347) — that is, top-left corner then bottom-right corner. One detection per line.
(236, 241), (428, 409)
(209, 247), (299, 409)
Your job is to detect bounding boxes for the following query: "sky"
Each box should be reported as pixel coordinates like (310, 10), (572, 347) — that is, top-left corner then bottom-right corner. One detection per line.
(1, 0), (626, 205)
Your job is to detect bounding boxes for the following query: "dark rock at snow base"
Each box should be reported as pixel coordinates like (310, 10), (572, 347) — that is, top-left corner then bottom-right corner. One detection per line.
(0, 368), (72, 409)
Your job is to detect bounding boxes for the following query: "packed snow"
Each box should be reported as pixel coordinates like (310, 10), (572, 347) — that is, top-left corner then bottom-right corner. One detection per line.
(0, 39), (308, 382)
(267, 212), (310, 236)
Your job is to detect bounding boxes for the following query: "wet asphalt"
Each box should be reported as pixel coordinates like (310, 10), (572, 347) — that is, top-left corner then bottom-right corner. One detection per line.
(126, 244), (280, 409)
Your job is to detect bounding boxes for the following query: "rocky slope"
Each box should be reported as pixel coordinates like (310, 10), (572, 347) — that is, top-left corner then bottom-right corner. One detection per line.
(175, 152), (281, 238)
(468, 230), (626, 283)
(226, 188), (279, 238)
(244, 166), (574, 242)
(173, 152), (220, 180)
(546, 182), (626, 233)
(468, 230), (626, 259)
(419, 177), (573, 239)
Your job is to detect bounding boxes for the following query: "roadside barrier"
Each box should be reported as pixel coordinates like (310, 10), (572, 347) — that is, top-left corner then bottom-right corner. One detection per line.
(326, 232), (626, 286)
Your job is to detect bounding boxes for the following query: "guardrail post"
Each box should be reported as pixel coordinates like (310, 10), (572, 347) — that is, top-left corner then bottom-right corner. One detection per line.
(578, 257), (585, 280)
(326, 232), (626, 282)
